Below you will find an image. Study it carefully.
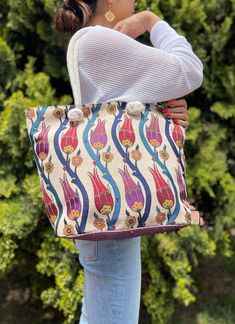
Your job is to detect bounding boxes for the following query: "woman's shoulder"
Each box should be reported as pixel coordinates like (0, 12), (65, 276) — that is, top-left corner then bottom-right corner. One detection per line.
(78, 24), (138, 51)
(82, 24), (129, 37)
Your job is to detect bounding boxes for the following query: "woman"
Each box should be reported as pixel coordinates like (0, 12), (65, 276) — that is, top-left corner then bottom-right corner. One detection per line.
(55, 1), (203, 323)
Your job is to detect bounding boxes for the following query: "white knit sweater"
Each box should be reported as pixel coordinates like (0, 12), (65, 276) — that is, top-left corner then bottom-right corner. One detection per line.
(77, 20), (203, 105)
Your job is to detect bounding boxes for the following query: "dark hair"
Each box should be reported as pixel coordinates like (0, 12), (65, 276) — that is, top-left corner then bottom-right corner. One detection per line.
(55, 0), (98, 34)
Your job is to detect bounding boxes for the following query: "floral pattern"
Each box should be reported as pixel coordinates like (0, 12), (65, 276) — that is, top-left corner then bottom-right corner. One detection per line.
(155, 207), (167, 225)
(82, 105), (92, 118)
(53, 107), (64, 119)
(63, 224), (76, 236)
(35, 122), (50, 161)
(25, 101), (193, 238)
(125, 215), (137, 228)
(71, 154), (83, 167)
(25, 108), (36, 120)
(45, 160), (54, 174)
(146, 113), (162, 148)
(40, 184), (58, 224)
(172, 124), (185, 149)
(59, 173), (81, 222)
(61, 121), (78, 154)
(93, 216), (106, 230)
(119, 115), (135, 149)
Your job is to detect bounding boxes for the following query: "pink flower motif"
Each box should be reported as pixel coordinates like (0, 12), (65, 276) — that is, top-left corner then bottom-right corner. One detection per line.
(175, 166), (186, 200)
(88, 167), (114, 215)
(146, 113), (162, 147)
(41, 184), (58, 224)
(119, 115), (136, 148)
(90, 118), (107, 150)
(175, 166), (189, 207)
(118, 164), (144, 212)
(148, 163), (175, 210)
(172, 124), (185, 148)
(59, 173), (82, 220)
(36, 122), (50, 161)
(61, 122), (78, 154)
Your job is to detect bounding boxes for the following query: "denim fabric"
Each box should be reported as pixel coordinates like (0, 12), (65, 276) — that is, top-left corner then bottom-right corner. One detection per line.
(74, 237), (142, 324)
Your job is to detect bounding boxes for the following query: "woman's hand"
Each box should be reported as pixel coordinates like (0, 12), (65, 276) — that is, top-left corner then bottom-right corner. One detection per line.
(189, 205), (205, 226)
(161, 99), (189, 129)
(113, 11), (161, 39)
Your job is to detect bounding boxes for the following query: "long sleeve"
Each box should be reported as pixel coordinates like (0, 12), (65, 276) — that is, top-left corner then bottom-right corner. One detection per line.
(77, 20), (203, 105)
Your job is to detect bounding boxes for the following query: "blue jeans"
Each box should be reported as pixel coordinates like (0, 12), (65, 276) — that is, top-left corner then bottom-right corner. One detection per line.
(74, 237), (142, 324)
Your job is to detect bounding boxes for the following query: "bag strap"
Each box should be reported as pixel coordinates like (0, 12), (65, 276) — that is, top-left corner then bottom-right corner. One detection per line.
(66, 26), (94, 105)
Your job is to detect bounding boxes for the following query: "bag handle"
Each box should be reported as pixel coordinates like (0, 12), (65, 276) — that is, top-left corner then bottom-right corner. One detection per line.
(66, 26), (94, 105)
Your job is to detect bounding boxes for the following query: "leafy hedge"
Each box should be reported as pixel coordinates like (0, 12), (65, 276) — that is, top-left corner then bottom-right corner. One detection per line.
(0, 0), (234, 323)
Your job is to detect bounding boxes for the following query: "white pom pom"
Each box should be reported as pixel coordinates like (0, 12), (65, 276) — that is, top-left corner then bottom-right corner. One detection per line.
(125, 101), (145, 116)
(67, 108), (84, 122)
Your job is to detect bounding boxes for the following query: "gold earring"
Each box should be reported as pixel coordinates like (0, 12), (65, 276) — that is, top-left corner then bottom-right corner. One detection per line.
(104, 1), (116, 22)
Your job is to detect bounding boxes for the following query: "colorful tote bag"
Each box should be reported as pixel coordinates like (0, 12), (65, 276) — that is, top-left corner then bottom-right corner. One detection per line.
(25, 26), (200, 240)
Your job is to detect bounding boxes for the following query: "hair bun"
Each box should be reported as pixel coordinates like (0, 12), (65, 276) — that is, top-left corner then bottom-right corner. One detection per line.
(62, 0), (80, 14)
(55, 0), (94, 34)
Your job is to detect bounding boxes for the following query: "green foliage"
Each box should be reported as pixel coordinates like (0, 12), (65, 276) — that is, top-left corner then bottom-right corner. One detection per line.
(142, 227), (216, 323)
(0, 236), (17, 277)
(0, 37), (16, 88)
(0, 175), (19, 198)
(36, 232), (84, 323)
(0, 49), (74, 319)
(0, 0), (234, 323)
(0, 197), (39, 238)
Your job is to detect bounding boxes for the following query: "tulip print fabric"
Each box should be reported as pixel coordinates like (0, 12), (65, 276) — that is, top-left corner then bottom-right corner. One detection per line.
(25, 101), (193, 240)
